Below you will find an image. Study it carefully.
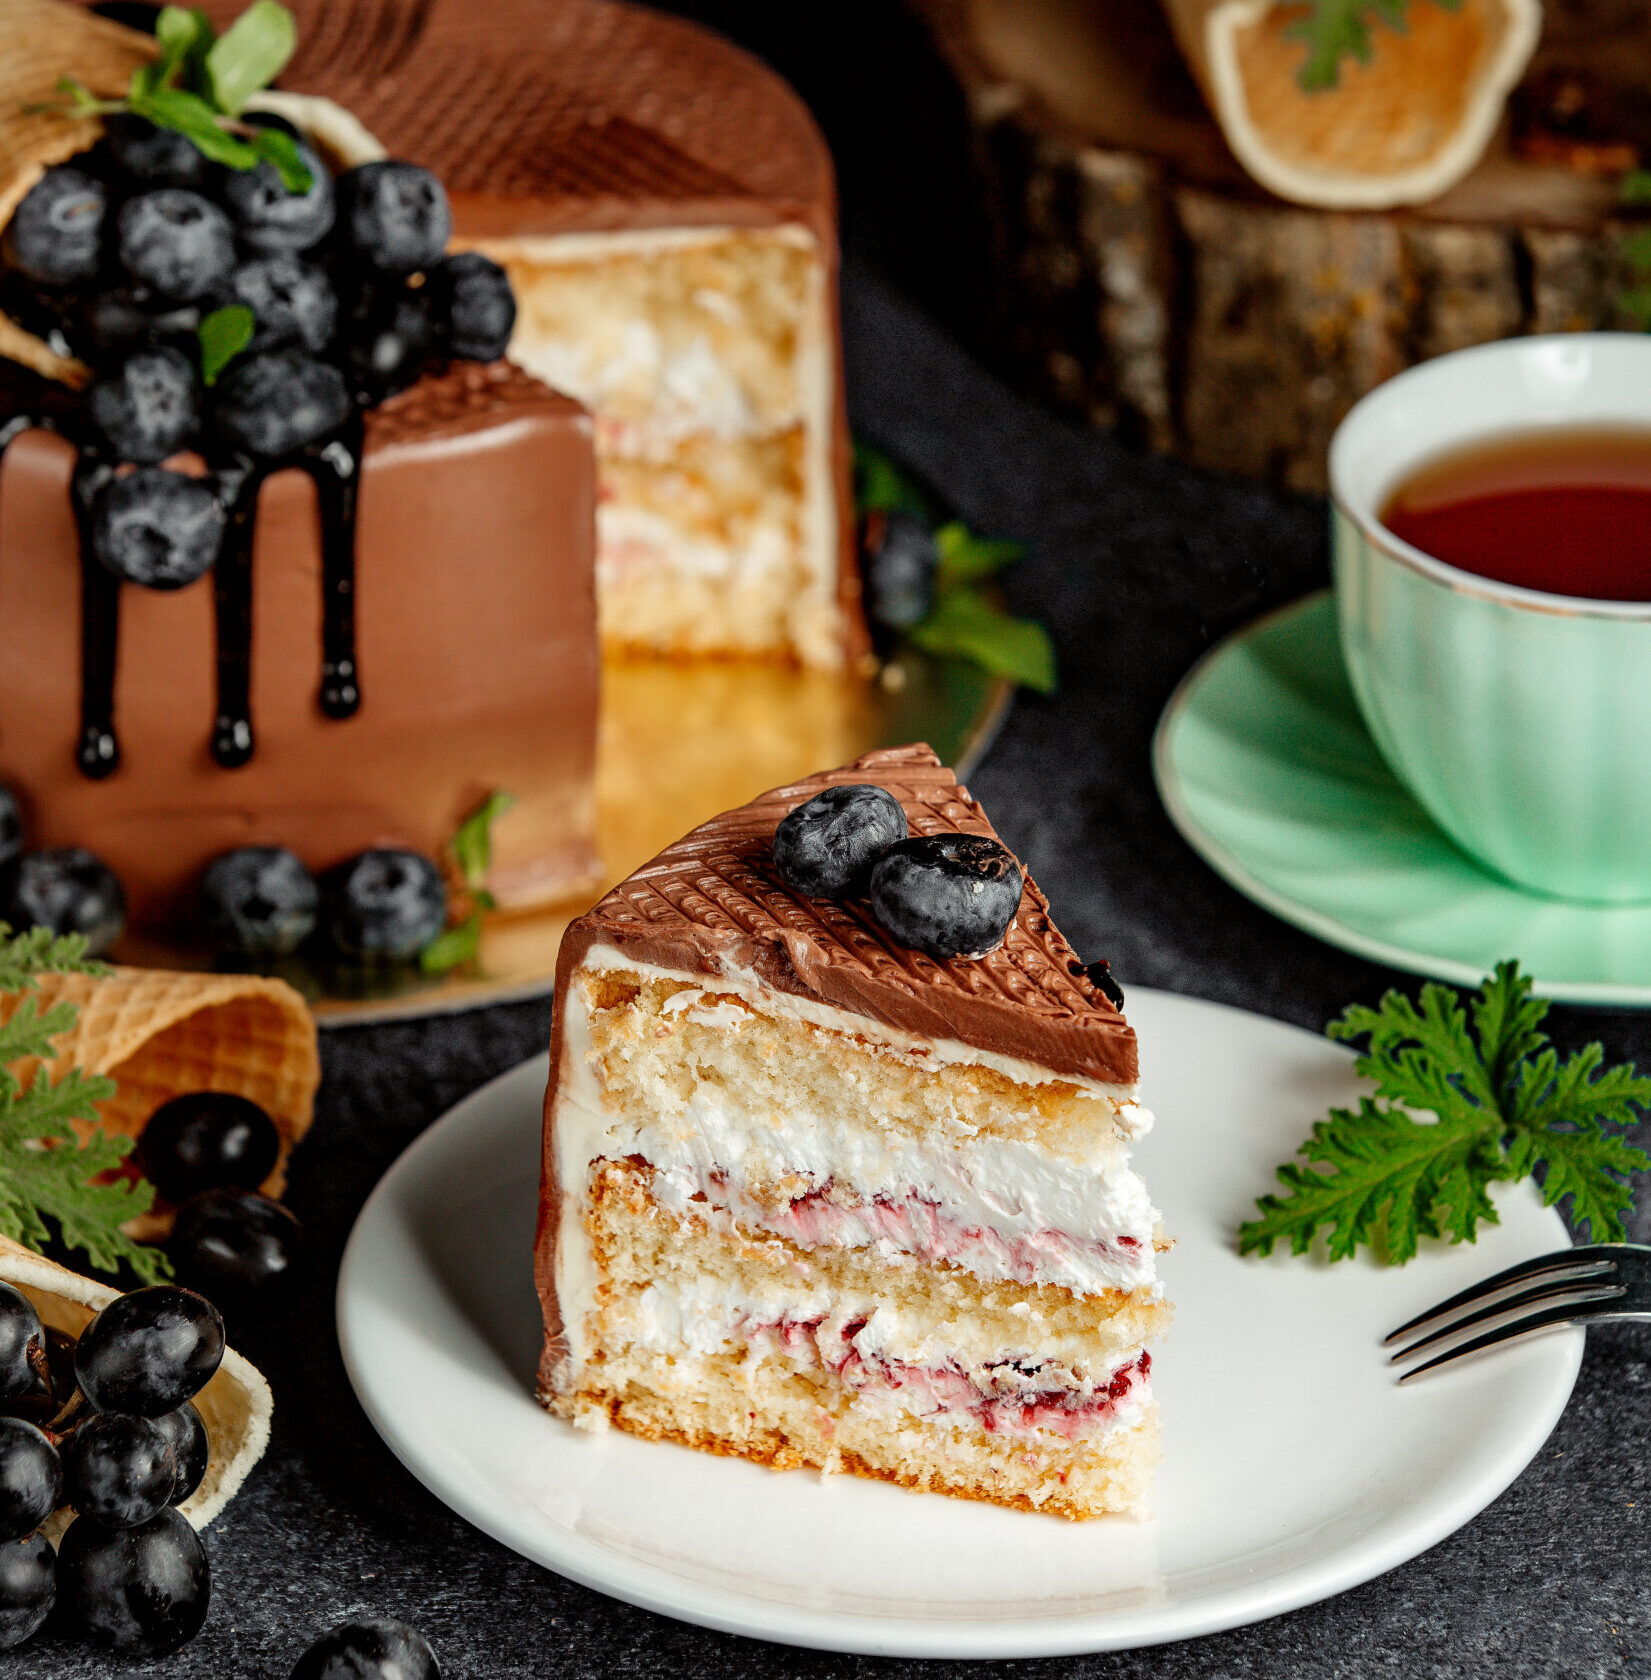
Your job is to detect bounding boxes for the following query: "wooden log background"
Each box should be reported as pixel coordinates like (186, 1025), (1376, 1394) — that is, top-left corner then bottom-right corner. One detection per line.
(912, 0), (1651, 491)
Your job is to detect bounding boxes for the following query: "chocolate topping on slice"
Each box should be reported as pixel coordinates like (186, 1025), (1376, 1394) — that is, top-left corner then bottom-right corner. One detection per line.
(556, 745), (1136, 1087)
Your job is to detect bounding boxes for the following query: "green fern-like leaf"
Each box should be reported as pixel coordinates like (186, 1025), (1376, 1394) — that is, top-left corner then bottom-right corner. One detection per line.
(0, 926), (170, 1282)
(1241, 961), (1651, 1265)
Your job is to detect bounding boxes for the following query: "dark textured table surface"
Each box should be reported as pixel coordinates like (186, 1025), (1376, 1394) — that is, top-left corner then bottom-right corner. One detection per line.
(28, 7), (1651, 1676)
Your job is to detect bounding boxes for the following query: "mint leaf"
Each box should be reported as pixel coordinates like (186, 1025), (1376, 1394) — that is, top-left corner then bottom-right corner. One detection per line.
(1287, 0), (1461, 92)
(908, 585), (1057, 694)
(420, 914), (481, 976)
(203, 0), (296, 115)
(451, 790), (515, 890)
(1620, 170), (1651, 206)
(197, 304), (255, 387)
(934, 521), (1023, 589)
(1241, 961), (1651, 1264)
(248, 125), (312, 193)
(855, 443), (935, 520)
(129, 84), (261, 168)
(149, 6), (214, 91)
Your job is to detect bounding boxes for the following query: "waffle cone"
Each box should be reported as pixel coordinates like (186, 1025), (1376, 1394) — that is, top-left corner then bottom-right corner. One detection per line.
(0, 965), (319, 1222)
(1159, 0), (1541, 208)
(0, 0), (157, 383)
(0, 1232), (273, 1534)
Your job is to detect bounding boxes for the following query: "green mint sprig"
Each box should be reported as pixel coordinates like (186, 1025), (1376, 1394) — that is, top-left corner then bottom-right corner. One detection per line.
(1615, 171), (1651, 332)
(0, 926), (171, 1283)
(421, 791), (516, 975)
(197, 304), (255, 386)
(855, 444), (1057, 695)
(1287, 0), (1463, 93)
(50, 2), (311, 193)
(1239, 962), (1651, 1265)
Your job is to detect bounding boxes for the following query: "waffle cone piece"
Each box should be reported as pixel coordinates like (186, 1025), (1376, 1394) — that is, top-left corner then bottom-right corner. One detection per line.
(0, 1232), (274, 1535)
(0, 966), (320, 1222)
(1159, 0), (1541, 208)
(0, 0), (155, 383)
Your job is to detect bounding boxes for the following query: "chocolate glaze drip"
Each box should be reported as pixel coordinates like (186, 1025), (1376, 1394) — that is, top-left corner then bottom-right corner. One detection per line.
(308, 423), (363, 721)
(204, 418), (363, 770)
(0, 316), (384, 772)
(210, 459), (258, 769)
(71, 456), (122, 779)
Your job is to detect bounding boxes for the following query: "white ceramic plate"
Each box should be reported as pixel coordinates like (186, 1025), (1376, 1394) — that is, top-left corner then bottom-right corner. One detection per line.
(337, 988), (1581, 1658)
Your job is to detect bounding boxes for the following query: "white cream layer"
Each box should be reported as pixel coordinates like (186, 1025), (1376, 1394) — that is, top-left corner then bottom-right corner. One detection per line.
(551, 950), (1161, 1380)
(620, 1276), (1153, 1444)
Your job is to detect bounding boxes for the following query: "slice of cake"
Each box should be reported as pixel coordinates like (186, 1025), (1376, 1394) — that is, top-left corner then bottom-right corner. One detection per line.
(536, 744), (1169, 1519)
(238, 0), (860, 669)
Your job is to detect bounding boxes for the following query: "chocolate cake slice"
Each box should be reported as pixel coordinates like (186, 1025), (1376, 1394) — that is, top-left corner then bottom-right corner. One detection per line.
(231, 0), (858, 668)
(536, 745), (1169, 1519)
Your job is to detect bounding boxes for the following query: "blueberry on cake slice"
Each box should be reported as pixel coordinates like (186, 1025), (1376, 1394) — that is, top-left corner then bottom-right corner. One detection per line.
(535, 744), (1169, 1520)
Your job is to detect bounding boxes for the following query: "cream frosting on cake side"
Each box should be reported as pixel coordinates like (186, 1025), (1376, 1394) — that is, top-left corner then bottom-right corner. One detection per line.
(536, 747), (1170, 1520)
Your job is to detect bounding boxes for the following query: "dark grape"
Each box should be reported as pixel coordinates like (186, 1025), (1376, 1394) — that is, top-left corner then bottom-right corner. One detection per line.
(290, 1617), (441, 1680)
(138, 1091), (281, 1204)
(0, 1418), (60, 1543)
(169, 1188), (304, 1302)
(62, 1412), (177, 1529)
(74, 1286), (225, 1417)
(0, 1284), (46, 1403)
(0, 1530), (54, 1650)
(152, 1403), (209, 1506)
(58, 1507), (210, 1654)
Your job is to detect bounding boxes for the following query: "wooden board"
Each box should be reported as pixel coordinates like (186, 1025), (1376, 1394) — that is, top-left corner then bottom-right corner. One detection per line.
(914, 0), (1649, 490)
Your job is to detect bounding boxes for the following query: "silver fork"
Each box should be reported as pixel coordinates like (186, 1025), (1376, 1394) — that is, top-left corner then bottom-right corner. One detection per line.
(1385, 1244), (1651, 1381)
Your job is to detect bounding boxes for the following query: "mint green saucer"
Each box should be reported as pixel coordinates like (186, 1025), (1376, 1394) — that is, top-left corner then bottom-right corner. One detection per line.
(1153, 590), (1651, 1005)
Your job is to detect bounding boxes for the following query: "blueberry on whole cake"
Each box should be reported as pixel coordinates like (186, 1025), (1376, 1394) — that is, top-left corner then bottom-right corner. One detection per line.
(0, 0), (600, 930)
(537, 745), (1170, 1519)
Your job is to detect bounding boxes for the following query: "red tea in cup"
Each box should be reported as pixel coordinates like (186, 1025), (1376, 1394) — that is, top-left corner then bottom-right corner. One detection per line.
(1379, 426), (1651, 602)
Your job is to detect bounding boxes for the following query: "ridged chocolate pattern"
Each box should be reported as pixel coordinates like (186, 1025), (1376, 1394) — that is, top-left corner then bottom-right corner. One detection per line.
(561, 745), (1137, 1086)
(364, 359), (582, 446)
(210, 0), (832, 222)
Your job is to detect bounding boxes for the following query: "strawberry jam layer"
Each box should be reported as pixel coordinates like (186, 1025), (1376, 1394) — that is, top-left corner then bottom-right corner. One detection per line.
(693, 1171), (1150, 1294)
(744, 1314), (1151, 1441)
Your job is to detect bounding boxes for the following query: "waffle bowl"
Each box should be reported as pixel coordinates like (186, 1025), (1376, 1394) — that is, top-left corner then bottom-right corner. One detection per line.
(0, 1231), (273, 1538)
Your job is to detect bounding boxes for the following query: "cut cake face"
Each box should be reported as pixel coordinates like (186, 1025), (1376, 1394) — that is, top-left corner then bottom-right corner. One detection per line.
(536, 745), (1169, 1520)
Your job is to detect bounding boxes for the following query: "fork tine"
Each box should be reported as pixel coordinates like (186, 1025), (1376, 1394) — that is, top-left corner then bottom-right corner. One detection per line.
(1383, 1246), (1621, 1344)
(1395, 1295), (1622, 1383)
(1388, 1277), (1624, 1363)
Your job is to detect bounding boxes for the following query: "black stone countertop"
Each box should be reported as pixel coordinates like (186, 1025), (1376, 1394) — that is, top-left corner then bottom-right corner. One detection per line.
(28, 259), (1651, 1680)
(27, 5), (1651, 1673)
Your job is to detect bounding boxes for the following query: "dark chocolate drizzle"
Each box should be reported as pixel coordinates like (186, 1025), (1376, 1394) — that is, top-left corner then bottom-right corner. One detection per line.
(0, 354), (370, 777)
(310, 423), (363, 721)
(72, 456), (122, 779)
(202, 418), (364, 768)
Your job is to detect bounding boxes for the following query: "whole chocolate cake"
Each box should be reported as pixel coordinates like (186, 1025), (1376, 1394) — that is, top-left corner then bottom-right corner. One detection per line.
(0, 0), (601, 940)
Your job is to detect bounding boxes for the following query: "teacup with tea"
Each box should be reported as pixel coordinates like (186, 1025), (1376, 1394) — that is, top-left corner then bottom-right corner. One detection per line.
(1330, 333), (1651, 903)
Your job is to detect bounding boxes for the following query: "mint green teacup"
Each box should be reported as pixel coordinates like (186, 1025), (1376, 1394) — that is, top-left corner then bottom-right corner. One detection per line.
(1331, 334), (1651, 904)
